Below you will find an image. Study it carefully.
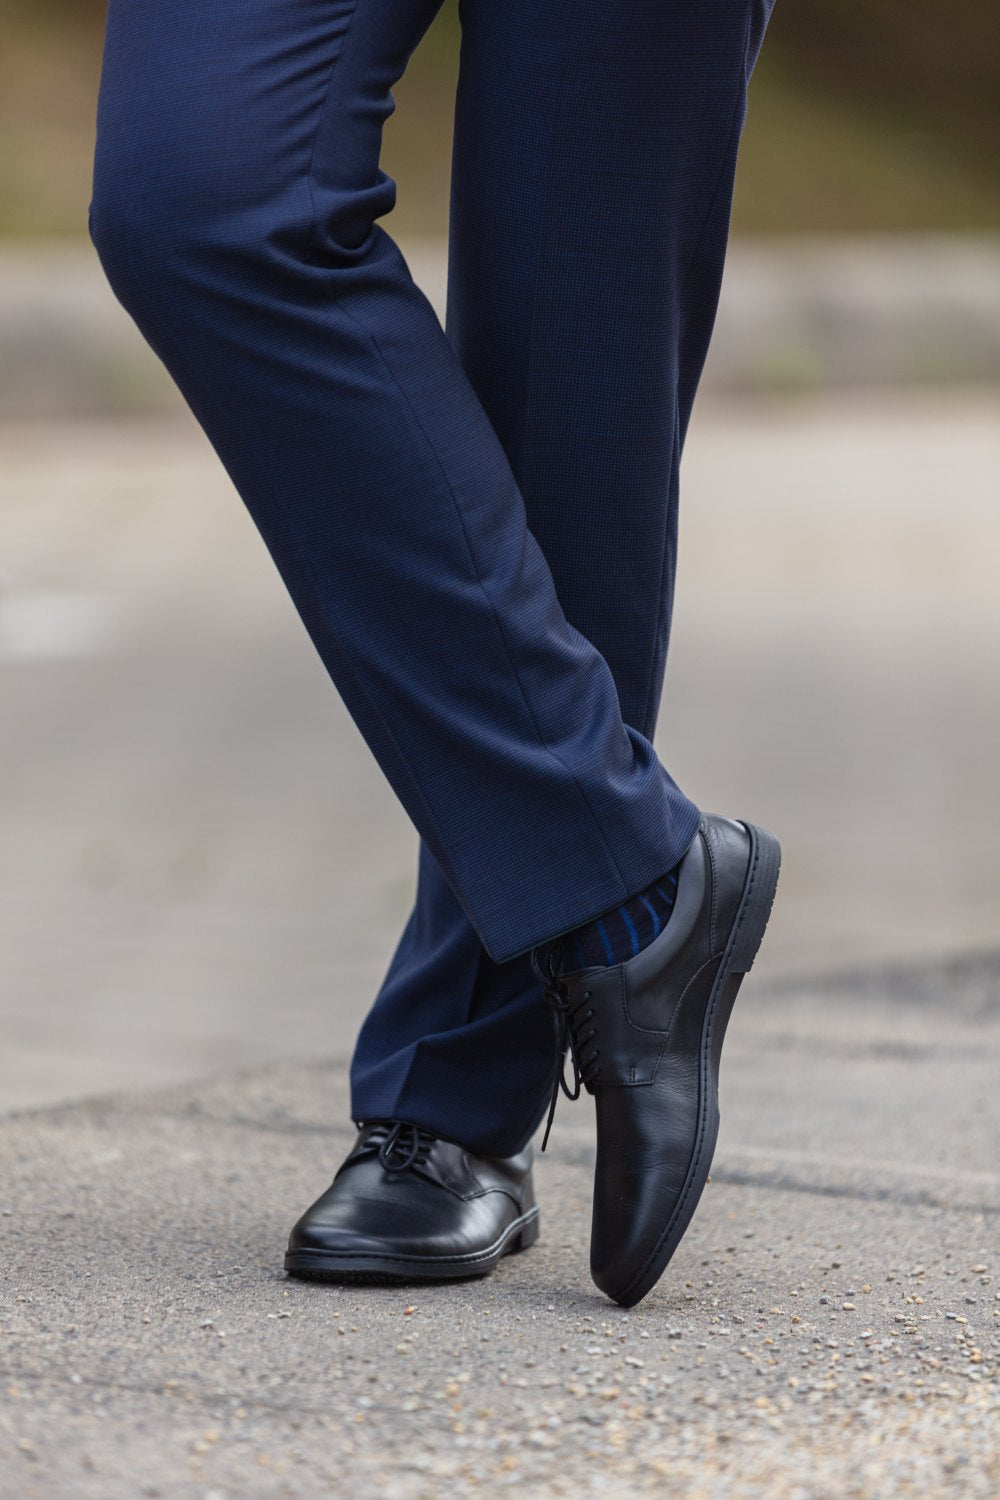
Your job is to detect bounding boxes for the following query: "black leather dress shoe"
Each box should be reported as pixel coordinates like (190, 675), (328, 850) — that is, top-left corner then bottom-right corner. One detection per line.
(284, 1120), (539, 1283)
(533, 813), (780, 1308)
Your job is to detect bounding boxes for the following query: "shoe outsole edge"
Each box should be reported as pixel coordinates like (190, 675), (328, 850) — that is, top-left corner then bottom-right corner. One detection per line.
(283, 1205), (540, 1284)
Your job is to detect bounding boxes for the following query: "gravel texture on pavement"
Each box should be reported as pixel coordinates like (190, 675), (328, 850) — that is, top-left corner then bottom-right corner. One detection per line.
(1, 954), (998, 1498)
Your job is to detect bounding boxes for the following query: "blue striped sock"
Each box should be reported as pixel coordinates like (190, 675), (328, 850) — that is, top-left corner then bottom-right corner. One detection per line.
(560, 864), (680, 970)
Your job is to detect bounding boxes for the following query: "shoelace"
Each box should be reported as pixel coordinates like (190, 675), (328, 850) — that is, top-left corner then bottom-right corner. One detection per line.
(530, 943), (602, 1152)
(363, 1120), (437, 1174)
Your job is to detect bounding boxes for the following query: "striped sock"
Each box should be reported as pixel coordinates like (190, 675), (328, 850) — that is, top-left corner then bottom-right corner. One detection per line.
(560, 865), (681, 970)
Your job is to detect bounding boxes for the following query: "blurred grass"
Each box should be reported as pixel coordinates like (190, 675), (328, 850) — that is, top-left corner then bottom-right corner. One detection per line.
(732, 50), (1000, 233)
(1, 0), (997, 239)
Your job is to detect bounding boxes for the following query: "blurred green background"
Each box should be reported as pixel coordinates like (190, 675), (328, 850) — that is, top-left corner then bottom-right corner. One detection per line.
(3, 0), (998, 239)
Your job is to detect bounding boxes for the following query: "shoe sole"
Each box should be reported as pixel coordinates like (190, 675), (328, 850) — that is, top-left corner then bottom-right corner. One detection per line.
(611, 821), (781, 1307)
(283, 1205), (540, 1285)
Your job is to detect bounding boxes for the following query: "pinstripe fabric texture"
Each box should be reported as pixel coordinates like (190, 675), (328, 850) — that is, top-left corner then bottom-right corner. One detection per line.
(90, 0), (776, 1153)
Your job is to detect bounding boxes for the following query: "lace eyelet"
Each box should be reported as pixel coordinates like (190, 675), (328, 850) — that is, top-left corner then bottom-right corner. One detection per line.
(532, 947), (604, 1151)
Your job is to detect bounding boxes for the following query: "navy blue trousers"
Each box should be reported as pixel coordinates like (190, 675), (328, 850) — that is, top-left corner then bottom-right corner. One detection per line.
(90, 0), (775, 1153)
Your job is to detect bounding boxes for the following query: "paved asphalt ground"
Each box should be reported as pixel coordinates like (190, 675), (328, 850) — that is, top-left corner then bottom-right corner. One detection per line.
(2, 391), (999, 1493)
(0, 962), (997, 1497)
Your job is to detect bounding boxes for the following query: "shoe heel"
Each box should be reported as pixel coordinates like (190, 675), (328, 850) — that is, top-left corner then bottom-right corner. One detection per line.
(512, 1210), (540, 1252)
(728, 824), (781, 974)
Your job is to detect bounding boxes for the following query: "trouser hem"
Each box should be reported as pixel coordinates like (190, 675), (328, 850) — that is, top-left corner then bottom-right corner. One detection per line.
(485, 792), (703, 965)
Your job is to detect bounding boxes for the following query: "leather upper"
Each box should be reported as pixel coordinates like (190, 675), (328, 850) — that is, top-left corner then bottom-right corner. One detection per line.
(557, 816), (750, 1080)
(286, 1121), (536, 1262)
(554, 815), (756, 1300)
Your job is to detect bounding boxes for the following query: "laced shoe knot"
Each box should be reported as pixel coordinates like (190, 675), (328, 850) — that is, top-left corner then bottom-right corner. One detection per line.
(530, 942), (602, 1152)
(362, 1120), (437, 1174)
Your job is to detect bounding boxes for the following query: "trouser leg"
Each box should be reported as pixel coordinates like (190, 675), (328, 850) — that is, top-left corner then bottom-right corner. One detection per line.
(352, 0), (778, 1153)
(89, 0), (700, 972)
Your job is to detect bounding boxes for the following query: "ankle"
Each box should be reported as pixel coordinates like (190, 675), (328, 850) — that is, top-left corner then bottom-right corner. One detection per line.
(556, 862), (681, 970)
